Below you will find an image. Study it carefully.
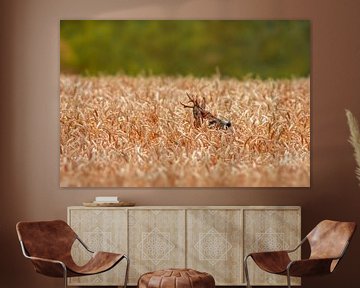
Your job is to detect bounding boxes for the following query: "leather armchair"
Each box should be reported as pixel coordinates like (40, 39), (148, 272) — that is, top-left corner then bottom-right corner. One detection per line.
(244, 220), (356, 288)
(16, 220), (129, 288)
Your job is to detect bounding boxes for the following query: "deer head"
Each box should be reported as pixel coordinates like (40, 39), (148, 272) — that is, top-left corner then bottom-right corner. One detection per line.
(180, 92), (231, 130)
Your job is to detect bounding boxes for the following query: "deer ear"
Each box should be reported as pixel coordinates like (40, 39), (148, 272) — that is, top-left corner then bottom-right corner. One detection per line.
(201, 97), (206, 109)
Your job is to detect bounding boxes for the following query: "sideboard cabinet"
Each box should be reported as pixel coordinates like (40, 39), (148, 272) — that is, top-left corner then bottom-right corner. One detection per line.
(67, 206), (301, 286)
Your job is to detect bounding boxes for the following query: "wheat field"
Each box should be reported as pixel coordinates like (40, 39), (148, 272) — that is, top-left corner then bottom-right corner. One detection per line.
(60, 74), (310, 187)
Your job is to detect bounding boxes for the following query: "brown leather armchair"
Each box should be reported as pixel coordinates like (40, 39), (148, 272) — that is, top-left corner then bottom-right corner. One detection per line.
(16, 220), (129, 288)
(244, 220), (356, 288)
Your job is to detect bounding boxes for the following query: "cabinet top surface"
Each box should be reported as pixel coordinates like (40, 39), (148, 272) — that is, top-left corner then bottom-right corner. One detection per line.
(68, 205), (301, 210)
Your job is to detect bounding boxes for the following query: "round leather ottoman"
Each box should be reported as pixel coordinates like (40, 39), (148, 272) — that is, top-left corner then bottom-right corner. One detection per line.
(138, 268), (215, 288)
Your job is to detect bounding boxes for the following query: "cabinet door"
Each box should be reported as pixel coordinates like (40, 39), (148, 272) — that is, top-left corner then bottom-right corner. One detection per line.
(128, 209), (186, 284)
(244, 209), (301, 286)
(68, 208), (127, 286)
(187, 209), (243, 285)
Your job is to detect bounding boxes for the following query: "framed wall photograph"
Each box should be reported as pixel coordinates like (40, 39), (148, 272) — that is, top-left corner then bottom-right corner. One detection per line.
(60, 20), (310, 187)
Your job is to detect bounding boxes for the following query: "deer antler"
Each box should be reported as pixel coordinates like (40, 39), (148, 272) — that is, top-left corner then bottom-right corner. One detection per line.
(180, 92), (199, 108)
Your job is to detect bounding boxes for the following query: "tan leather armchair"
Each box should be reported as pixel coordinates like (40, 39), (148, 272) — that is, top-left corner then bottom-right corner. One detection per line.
(16, 220), (129, 288)
(244, 220), (356, 288)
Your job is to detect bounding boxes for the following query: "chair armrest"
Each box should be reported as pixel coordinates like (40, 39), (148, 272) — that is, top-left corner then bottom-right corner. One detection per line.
(19, 240), (67, 277)
(76, 236), (94, 253)
(285, 237), (307, 253)
(247, 250), (290, 259)
(245, 237), (306, 259)
(287, 258), (335, 277)
(246, 251), (291, 274)
(25, 255), (67, 278)
(26, 255), (65, 265)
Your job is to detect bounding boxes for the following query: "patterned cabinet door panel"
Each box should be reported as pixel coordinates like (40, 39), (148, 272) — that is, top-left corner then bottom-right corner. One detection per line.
(128, 209), (186, 284)
(244, 209), (301, 286)
(187, 209), (243, 285)
(68, 208), (127, 286)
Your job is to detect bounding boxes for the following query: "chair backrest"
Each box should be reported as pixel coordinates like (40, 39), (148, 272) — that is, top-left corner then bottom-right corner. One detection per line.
(307, 220), (356, 261)
(16, 220), (77, 261)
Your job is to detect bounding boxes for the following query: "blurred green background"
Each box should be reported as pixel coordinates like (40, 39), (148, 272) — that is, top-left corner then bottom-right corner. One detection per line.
(60, 20), (310, 79)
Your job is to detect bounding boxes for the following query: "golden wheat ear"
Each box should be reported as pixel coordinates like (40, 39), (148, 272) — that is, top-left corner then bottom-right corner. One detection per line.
(346, 109), (360, 186)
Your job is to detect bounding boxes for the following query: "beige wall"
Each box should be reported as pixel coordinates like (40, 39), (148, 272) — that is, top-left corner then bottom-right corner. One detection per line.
(1, 0), (360, 287)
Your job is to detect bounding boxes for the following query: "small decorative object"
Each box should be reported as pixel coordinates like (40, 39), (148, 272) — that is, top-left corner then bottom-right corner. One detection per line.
(94, 196), (119, 203)
(82, 196), (135, 207)
(83, 201), (135, 207)
(345, 109), (360, 185)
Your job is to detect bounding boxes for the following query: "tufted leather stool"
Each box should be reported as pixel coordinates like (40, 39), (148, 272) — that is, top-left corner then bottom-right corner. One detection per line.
(138, 268), (215, 288)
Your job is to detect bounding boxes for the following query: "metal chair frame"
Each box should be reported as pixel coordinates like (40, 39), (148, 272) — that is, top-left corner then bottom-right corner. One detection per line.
(19, 234), (129, 288)
(244, 237), (350, 288)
